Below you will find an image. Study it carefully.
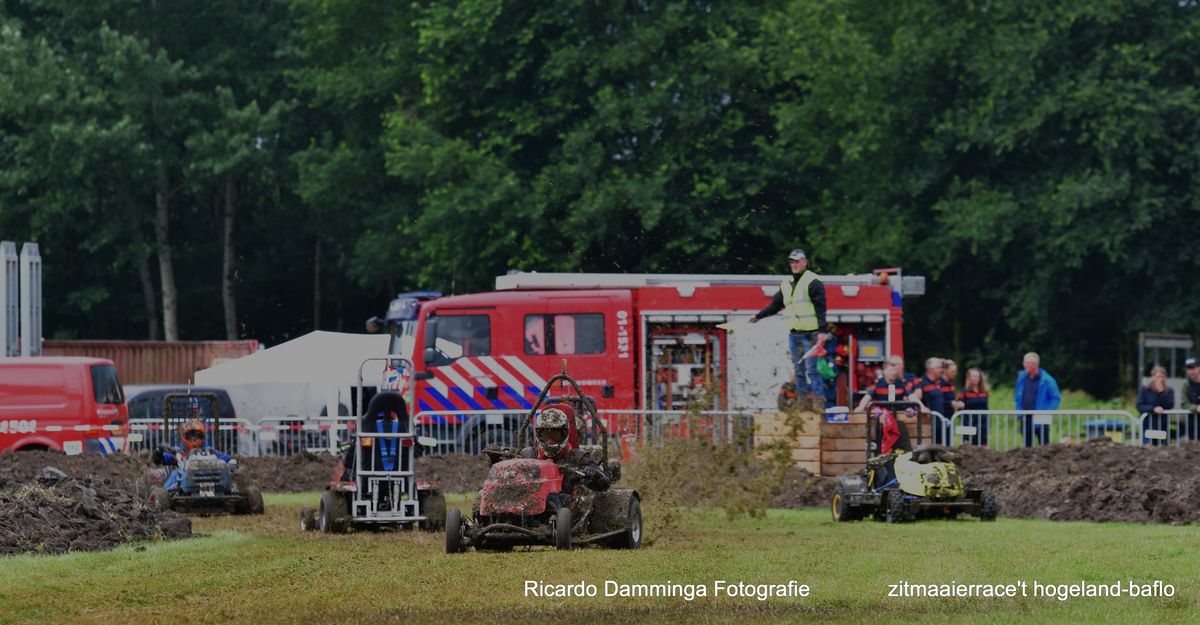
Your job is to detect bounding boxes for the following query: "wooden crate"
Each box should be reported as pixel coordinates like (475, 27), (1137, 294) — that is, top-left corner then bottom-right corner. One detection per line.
(754, 410), (822, 474)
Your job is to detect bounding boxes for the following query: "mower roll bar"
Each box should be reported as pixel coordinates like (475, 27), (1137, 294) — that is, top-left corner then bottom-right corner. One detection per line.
(518, 373), (608, 466)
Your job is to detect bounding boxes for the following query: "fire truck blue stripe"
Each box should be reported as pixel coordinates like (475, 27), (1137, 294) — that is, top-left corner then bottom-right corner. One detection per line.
(450, 388), (484, 411)
(476, 387), (507, 410)
(501, 386), (533, 409)
(424, 388), (459, 412)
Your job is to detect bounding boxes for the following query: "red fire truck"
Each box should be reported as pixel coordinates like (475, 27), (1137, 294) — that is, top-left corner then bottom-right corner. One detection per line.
(370, 271), (923, 451)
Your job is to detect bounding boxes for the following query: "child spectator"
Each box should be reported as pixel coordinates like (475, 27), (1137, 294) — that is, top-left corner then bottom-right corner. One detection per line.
(960, 368), (990, 446)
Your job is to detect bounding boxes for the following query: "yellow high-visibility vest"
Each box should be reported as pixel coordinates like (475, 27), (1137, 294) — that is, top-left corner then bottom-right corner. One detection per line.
(780, 271), (819, 331)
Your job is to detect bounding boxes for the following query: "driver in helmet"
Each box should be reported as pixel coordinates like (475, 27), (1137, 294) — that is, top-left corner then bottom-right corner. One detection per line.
(159, 418), (232, 492)
(520, 406), (610, 493)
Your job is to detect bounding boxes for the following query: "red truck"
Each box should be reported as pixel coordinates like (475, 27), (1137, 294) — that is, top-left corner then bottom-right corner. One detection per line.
(0, 357), (130, 454)
(370, 271), (922, 451)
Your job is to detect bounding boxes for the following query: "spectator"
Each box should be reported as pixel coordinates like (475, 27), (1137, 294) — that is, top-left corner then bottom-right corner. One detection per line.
(857, 355), (907, 411)
(909, 357), (946, 443)
(1137, 366), (1175, 446)
(960, 368), (990, 446)
(751, 248), (828, 409)
(1183, 358), (1200, 441)
(1014, 352), (1061, 447)
(941, 359), (964, 416)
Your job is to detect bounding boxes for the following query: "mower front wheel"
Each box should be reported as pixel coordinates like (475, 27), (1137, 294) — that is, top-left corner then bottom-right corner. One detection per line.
(555, 508), (572, 550)
(299, 507), (318, 531)
(445, 507), (464, 554)
(831, 485), (860, 523)
(885, 490), (906, 524)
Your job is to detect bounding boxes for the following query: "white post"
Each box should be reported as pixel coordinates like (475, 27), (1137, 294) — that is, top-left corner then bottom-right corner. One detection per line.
(1, 242), (17, 357)
(19, 243), (41, 356)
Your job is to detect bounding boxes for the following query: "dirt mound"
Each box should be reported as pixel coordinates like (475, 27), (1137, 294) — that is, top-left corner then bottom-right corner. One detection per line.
(0, 450), (145, 490)
(0, 467), (191, 556)
(956, 439), (1200, 524)
(416, 454), (489, 493)
(236, 452), (339, 492)
(772, 467), (836, 509)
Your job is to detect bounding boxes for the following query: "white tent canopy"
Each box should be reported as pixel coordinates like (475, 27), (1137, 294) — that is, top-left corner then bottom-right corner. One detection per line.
(194, 331), (391, 420)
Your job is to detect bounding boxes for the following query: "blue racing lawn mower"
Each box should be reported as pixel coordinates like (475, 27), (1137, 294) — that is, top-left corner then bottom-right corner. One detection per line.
(300, 357), (445, 533)
(136, 392), (265, 515)
(831, 400), (997, 523)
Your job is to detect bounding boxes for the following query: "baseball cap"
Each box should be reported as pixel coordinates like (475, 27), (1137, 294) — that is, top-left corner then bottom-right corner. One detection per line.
(787, 248), (807, 261)
(1187, 357), (1198, 368)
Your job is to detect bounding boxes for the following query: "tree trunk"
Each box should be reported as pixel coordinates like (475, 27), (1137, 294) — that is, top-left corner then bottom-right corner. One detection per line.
(138, 251), (160, 340)
(222, 174), (238, 340)
(155, 166), (179, 341)
(312, 233), (322, 330)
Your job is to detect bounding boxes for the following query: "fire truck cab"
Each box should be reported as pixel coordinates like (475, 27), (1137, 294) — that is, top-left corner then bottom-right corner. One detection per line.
(376, 271), (923, 451)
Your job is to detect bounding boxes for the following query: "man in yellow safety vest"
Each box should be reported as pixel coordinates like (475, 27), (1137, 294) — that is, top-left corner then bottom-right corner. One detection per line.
(750, 248), (828, 406)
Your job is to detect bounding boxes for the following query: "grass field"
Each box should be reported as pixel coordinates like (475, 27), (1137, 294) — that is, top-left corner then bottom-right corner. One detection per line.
(1, 492), (1197, 625)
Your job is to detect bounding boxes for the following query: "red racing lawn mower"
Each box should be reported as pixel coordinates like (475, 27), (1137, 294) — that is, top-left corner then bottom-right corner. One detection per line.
(445, 372), (642, 552)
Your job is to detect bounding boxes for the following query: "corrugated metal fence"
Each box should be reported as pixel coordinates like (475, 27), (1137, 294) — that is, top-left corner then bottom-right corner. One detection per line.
(42, 340), (259, 384)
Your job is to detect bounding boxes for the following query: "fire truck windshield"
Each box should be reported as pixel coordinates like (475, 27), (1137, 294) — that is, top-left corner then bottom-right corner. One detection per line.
(388, 320), (416, 358)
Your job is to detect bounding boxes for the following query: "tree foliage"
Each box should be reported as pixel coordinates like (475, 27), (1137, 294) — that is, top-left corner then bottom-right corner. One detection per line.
(0, 0), (1197, 394)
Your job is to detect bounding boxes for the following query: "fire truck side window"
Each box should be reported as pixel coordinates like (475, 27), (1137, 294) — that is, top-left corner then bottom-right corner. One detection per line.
(524, 314), (604, 355)
(433, 315), (491, 359)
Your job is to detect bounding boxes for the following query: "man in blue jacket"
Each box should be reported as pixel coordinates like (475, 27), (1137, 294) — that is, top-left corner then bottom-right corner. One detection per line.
(1014, 352), (1061, 447)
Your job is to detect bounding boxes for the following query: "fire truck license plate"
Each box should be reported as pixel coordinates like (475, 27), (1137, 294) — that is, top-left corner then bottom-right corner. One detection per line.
(200, 484), (216, 497)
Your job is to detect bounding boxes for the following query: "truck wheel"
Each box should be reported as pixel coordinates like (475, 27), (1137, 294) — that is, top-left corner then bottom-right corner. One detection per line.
(832, 485), (860, 522)
(300, 507), (318, 531)
(419, 491), (446, 531)
(471, 428), (515, 454)
(615, 497), (642, 549)
(885, 490), (906, 524)
(555, 508), (572, 550)
(980, 492), (998, 522)
(147, 486), (173, 512)
(445, 507), (464, 554)
(244, 485), (265, 515)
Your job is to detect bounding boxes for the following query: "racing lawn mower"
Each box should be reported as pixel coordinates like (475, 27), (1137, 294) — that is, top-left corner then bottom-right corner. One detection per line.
(300, 357), (445, 533)
(137, 392), (265, 515)
(445, 372), (642, 553)
(831, 400), (997, 523)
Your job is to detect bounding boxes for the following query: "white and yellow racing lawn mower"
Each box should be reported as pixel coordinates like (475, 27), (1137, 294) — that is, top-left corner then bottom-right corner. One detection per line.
(831, 400), (997, 523)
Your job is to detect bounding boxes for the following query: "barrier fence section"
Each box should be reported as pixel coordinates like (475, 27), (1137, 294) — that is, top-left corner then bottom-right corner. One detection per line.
(947, 410), (1139, 451)
(125, 408), (776, 457)
(1138, 409), (1200, 446)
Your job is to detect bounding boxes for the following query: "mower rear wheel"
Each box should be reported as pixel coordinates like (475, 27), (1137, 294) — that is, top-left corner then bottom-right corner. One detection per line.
(319, 490), (349, 533)
(243, 485), (265, 515)
(445, 507), (464, 554)
(831, 485), (860, 522)
(612, 497), (642, 549)
(885, 490), (906, 524)
(979, 492), (998, 522)
(147, 486), (172, 512)
(555, 508), (572, 550)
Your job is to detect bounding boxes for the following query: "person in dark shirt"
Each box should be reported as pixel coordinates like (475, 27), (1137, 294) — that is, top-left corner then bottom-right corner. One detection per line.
(857, 355), (908, 410)
(750, 248), (828, 406)
(1137, 366), (1176, 446)
(1183, 358), (1200, 441)
(908, 357), (946, 443)
(941, 359), (964, 417)
(960, 367), (990, 446)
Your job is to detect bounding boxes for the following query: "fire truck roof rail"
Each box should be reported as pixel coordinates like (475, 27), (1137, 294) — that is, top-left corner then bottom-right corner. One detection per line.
(496, 272), (901, 291)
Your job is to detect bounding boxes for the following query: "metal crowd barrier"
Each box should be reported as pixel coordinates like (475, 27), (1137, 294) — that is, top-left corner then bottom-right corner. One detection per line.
(411, 409), (527, 455)
(948, 410), (1140, 451)
(596, 409), (759, 446)
(1138, 409), (1200, 446)
(127, 418), (256, 456)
